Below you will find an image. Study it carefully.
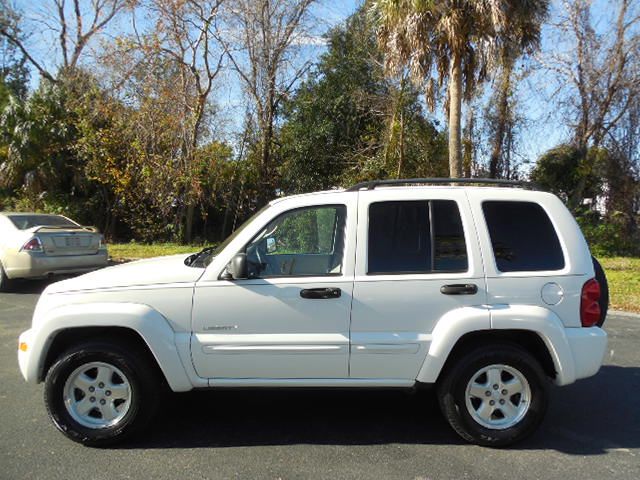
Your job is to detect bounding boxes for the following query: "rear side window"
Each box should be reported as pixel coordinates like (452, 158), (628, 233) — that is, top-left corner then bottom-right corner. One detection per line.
(368, 200), (468, 274)
(482, 201), (564, 272)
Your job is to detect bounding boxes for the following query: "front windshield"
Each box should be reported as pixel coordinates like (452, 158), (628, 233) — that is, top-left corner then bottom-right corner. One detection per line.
(202, 204), (271, 266)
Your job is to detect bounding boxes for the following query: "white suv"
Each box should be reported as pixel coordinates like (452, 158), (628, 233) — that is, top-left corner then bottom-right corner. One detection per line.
(17, 179), (608, 447)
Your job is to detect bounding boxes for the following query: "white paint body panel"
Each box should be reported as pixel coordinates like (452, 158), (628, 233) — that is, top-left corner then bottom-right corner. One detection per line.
(350, 189), (487, 380)
(45, 254), (202, 293)
(18, 302), (198, 392)
(191, 192), (357, 379)
(17, 186), (607, 393)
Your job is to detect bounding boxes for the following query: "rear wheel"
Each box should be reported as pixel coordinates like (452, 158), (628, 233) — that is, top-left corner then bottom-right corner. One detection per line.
(437, 344), (548, 447)
(44, 340), (159, 446)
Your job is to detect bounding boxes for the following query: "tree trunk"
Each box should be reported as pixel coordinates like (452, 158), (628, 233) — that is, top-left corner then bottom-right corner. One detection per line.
(397, 110), (405, 179)
(185, 203), (195, 244)
(489, 59), (513, 178)
(463, 106), (474, 178)
(448, 53), (463, 178)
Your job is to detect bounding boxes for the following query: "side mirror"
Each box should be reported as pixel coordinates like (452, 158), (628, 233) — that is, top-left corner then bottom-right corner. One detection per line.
(224, 253), (248, 280)
(266, 237), (276, 254)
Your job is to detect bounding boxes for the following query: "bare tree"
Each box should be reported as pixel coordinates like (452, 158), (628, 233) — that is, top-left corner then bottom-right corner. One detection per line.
(221, 0), (315, 204)
(0, 0), (134, 82)
(142, 0), (226, 242)
(543, 0), (640, 207)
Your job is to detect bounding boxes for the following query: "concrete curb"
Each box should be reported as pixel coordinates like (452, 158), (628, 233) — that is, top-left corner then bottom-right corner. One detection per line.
(610, 310), (640, 319)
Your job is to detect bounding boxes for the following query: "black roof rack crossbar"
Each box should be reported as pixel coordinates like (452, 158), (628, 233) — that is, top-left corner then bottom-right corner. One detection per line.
(346, 178), (539, 192)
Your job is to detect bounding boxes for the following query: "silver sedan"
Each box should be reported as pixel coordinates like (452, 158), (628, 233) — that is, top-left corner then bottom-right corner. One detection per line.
(0, 212), (108, 291)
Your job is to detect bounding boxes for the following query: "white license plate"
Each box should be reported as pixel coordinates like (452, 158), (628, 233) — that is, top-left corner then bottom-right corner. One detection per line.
(65, 237), (82, 247)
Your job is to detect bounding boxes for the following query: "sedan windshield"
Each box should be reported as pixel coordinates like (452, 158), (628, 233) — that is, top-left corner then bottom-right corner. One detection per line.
(7, 214), (80, 230)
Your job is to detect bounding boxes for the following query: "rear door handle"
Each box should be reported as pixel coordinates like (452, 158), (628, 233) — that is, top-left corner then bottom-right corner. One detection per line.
(440, 284), (478, 295)
(300, 287), (342, 299)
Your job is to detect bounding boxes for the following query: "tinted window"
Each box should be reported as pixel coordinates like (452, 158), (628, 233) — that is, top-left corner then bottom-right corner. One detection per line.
(482, 201), (564, 272)
(244, 205), (346, 277)
(7, 214), (78, 230)
(368, 200), (468, 274)
(432, 200), (469, 271)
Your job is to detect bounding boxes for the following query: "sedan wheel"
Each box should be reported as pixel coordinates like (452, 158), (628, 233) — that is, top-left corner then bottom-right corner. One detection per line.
(0, 263), (12, 292)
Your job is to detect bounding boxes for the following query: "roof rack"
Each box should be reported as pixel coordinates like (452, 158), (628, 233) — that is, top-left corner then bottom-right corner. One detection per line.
(345, 177), (539, 192)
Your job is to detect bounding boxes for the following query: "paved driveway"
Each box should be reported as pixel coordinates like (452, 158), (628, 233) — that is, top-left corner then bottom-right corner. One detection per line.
(1, 281), (638, 479)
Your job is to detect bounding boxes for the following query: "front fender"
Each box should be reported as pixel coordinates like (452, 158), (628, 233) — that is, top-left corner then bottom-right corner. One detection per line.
(19, 302), (195, 392)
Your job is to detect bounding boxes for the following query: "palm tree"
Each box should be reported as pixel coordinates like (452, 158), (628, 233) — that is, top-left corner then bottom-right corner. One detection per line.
(373, 0), (549, 177)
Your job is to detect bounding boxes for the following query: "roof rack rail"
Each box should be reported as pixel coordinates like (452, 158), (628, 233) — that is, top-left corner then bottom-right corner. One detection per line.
(345, 177), (539, 192)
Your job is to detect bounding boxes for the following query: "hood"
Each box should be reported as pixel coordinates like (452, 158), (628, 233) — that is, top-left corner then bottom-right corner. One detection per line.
(45, 254), (204, 293)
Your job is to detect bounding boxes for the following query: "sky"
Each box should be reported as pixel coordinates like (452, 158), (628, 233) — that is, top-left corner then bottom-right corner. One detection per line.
(8, 0), (621, 173)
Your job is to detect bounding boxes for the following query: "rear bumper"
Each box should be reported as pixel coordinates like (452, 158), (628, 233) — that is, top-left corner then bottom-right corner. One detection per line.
(4, 250), (108, 279)
(564, 326), (608, 381)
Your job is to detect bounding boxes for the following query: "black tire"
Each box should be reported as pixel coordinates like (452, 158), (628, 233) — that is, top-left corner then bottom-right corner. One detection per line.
(0, 262), (13, 292)
(44, 340), (159, 447)
(437, 344), (548, 447)
(592, 256), (609, 327)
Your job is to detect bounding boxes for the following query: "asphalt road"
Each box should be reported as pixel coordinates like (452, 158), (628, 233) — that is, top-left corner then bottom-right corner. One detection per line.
(1, 280), (639, 480)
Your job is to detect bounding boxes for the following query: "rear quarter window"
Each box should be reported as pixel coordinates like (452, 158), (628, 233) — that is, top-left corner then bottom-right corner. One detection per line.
(482, 201), (565, 272)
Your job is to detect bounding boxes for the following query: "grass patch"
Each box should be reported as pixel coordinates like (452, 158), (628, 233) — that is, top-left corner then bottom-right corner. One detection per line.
(599, 257), (640, 313)
(108, 242), (202, 260)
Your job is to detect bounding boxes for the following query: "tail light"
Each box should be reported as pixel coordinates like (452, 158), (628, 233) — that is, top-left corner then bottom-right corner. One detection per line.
(21, 237), (43, 252)
(99, 235), (106, 248)
(580, 278), (601, 327)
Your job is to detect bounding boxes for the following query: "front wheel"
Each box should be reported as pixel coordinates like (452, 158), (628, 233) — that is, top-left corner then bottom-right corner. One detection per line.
(437, 344), (548, 447)
(44, 341), (159, 446)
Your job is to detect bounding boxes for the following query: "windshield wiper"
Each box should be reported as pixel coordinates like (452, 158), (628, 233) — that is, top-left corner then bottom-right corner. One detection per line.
(184, 246), (216, 267)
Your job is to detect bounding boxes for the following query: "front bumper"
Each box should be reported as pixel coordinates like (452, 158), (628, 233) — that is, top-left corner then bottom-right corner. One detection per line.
(17, 328), (35, 382)
(4, 250), (108, 279)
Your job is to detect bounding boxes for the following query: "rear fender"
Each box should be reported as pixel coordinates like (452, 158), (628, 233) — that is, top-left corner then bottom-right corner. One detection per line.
(416, 306), (491, 383)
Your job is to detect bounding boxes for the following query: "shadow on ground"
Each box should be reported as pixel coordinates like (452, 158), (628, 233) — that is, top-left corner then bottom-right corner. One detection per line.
(121, 365), (640, 455)
(3, 278), (57, 294)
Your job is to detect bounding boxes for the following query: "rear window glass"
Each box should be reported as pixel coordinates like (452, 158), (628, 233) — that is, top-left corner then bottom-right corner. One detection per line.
(7, 215), (78, 230)
(482, 201), (564, 272)
(368, 200), (468, 274)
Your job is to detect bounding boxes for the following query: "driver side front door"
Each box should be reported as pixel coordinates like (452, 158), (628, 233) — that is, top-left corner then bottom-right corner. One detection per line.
(190, 201), (355, 380)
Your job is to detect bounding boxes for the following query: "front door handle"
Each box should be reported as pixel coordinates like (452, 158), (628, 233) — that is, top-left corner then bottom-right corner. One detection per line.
(440, 284), (478, 295)
(300, 287), (342, 299)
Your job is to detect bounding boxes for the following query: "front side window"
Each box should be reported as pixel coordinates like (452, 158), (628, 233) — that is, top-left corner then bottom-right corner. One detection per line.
(367, 200), (468, 274)
(244, 205), (346, 278)
(482, 201), (565, 272)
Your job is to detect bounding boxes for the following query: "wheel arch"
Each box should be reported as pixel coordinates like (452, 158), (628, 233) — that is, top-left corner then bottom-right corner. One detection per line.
(415, 305), (576, 385)
(41, 326), (164, 386)
(433, 329), (557, 385)
(28, 302), (195, 392)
